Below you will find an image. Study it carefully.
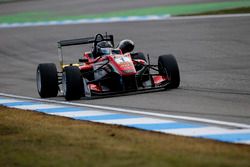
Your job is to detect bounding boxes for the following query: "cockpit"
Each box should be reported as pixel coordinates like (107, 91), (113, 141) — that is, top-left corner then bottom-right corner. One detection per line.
(100, 48), (122, 56)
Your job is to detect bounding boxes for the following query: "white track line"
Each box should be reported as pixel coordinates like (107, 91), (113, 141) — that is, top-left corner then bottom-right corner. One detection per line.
(157, 128), (250, 137)
(0, 14), (250, 28)
(159, 127), (234, 136)
(13, 104), (66, 110)
(0, 15), (171, 28)
(0, 92), (250, 129)
(95, 117), (175, 125)
(0, 99), (25, 103)
(237, 140), (250, 144)
(50, 110), (113, 117)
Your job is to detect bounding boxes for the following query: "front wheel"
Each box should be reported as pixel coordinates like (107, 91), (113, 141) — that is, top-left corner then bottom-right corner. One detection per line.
(62, 66), (84, 100)
(36, 63), (58, 98)
(158, 54), (180, 89)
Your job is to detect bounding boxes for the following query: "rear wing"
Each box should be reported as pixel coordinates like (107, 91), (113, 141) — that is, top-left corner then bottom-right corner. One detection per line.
(57, 34), (114, 47)
(57, 34), (114, 69)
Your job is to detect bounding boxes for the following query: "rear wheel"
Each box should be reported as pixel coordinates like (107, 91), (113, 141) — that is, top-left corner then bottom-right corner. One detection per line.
(36, 63), (58, 98)
(158, 54), (180, 89)
(62, 66), (84, 100)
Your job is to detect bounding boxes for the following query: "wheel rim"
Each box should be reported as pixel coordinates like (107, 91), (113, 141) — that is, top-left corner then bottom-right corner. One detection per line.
(36, 69), (41, 93)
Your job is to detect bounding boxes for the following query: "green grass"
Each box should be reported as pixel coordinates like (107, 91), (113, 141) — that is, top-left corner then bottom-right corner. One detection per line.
(1, 0), (250, 23)
(0, 106), (250, 167)
(185, 7), (250, 16)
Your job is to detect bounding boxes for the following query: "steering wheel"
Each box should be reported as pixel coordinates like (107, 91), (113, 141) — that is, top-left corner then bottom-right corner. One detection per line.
(93, 34), (104, 55)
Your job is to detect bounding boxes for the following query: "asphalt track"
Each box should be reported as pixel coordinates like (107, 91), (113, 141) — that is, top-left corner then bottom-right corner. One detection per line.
(0, 1), (250, 125)
(0, 0), (231, 15)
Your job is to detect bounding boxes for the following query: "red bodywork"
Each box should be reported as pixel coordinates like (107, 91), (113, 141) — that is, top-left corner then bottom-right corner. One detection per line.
(80, 51), (136, 76)
(79, 50), (169, 92)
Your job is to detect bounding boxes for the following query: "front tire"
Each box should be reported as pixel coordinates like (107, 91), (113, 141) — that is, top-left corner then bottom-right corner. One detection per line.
(158, 54), (180, 89)
(62, 66), (84, 100)
(36, 63), (58, 98)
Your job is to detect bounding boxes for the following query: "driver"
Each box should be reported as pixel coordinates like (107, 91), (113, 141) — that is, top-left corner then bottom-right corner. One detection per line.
(93, 41), (113, 58)
(117, 39), (134, 54)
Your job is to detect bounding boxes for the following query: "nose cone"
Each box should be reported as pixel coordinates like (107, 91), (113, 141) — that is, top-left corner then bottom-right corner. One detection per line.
(113, 55), (136, 76)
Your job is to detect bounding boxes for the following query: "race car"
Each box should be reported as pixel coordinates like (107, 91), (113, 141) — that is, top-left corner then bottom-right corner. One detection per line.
(36, 33), (180, 100)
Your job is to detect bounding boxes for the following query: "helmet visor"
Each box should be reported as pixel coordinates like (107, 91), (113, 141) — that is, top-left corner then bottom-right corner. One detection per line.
(100, 48), (111, 55)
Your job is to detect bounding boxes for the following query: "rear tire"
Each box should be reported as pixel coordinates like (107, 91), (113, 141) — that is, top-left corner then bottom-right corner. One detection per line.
(158, 54), (180, 89)
(36, 63), (58, 98)
(62, 66), (84, 100)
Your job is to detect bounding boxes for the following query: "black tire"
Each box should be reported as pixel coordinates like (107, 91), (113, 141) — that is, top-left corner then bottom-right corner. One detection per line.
(36, 63), (58, 98)
(62, 66), (84, 100)
(158, 54), (180, 89)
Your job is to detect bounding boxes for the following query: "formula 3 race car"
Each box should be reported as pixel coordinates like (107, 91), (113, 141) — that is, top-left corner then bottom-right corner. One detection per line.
(36, 33), (180, 100)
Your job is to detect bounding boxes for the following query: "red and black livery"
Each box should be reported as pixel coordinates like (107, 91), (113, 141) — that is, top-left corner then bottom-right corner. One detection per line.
(36, 33), (180, 100)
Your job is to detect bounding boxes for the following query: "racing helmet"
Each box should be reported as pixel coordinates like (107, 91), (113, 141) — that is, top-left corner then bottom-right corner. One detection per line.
(95, 41), (113, 56)
(117, 39), (134, 54)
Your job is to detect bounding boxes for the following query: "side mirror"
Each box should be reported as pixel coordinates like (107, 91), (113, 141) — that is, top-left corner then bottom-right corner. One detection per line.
(79, 58), (89, 63)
